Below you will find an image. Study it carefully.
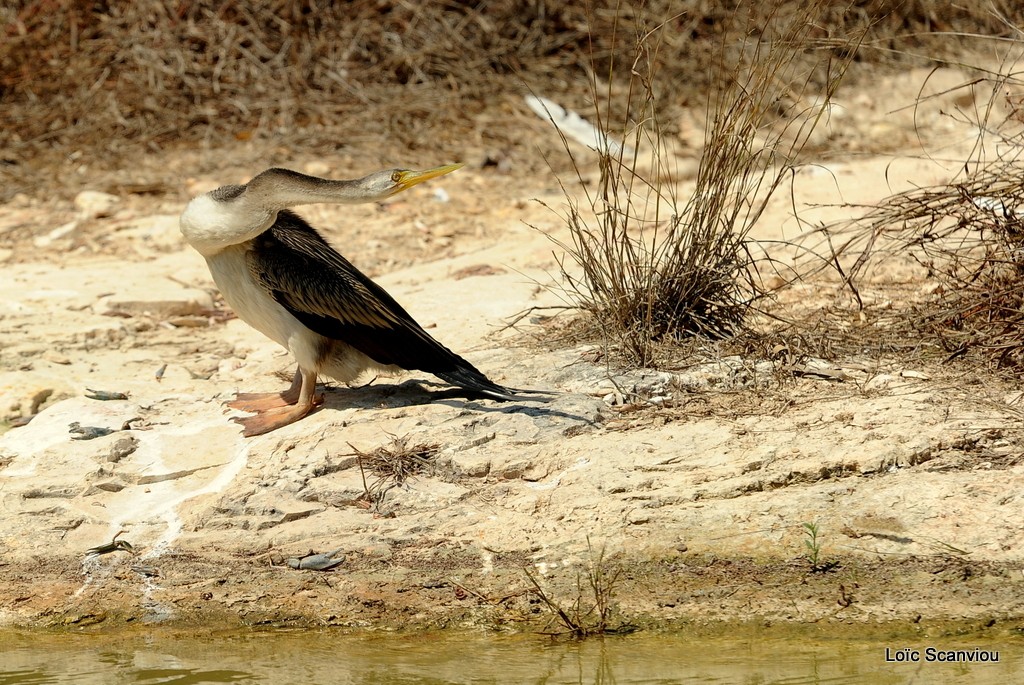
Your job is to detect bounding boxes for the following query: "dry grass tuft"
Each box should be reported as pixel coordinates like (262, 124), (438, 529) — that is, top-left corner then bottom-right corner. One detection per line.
(806, 50), (1024, 369)
(523, 539), (625, 638)
(541, 0), (860, 367)
(349, 434), (440, 505)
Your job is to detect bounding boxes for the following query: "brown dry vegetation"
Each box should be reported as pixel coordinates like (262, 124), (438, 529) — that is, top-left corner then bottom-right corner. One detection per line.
(792, 54), (1024, 371)
(545, 0), (862, 367)
(2, 0), (1023, 203)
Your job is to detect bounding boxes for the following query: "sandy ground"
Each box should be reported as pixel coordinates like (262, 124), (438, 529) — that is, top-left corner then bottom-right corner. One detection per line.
(2, 66), (1024, 636)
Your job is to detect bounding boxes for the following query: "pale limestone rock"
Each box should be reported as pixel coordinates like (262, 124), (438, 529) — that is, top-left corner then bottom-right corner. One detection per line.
(96, 286), (214, 319)
(33, 220), (79, 248)
(116, 214), (182, 252)
(303, 160), (330, 176)
(74, 190), (120, 219)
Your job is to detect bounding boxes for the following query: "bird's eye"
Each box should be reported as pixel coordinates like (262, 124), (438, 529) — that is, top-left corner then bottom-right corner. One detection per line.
(391, 171), (402, 183)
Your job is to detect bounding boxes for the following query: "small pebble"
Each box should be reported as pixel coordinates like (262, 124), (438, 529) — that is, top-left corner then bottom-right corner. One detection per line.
(286, 548), (345, 570)
(86, 388), (129, 401)
(108, 436), (139, 462)
(74, 190), (120, 219)
(69, 422), (116, 440)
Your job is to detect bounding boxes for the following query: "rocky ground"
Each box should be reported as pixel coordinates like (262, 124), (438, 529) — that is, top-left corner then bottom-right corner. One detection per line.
(2, 66), (1024, 637)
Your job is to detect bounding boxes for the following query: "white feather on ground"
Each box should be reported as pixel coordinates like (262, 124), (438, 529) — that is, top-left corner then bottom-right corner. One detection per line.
(972, 196), (1024, 218)
(524, 94), (635, 158)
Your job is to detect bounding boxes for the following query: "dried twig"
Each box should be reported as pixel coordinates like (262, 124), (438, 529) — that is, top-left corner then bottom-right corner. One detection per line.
(347, 434), (440, 507)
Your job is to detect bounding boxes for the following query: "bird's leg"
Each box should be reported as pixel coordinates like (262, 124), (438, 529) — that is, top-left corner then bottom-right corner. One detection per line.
(232, 368), (323, 437)
(227, 369), (303, 412)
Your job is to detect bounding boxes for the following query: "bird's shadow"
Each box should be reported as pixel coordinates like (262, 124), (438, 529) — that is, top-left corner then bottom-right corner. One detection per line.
(317, 378), (592, 426)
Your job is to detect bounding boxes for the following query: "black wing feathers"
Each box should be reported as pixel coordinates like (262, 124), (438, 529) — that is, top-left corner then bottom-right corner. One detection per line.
(246, 211), (513, 397)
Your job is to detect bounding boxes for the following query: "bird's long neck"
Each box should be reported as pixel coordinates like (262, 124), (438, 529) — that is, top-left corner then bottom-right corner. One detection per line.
(245, 168), (369, 208)
(180, 168), (373, 256)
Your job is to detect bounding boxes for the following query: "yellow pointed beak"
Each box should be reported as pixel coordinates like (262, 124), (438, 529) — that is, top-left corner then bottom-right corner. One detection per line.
(395, 163), (463, 193)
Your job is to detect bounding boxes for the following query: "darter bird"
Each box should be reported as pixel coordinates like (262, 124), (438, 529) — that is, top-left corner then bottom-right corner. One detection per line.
(179, 164), (542, 436)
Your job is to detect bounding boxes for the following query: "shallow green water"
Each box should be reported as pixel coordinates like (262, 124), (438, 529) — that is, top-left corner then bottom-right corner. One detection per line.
(1, 629), (1021, 684)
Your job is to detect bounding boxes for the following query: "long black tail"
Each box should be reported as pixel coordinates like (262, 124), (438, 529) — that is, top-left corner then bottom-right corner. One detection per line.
(432, 365), (555, 403)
